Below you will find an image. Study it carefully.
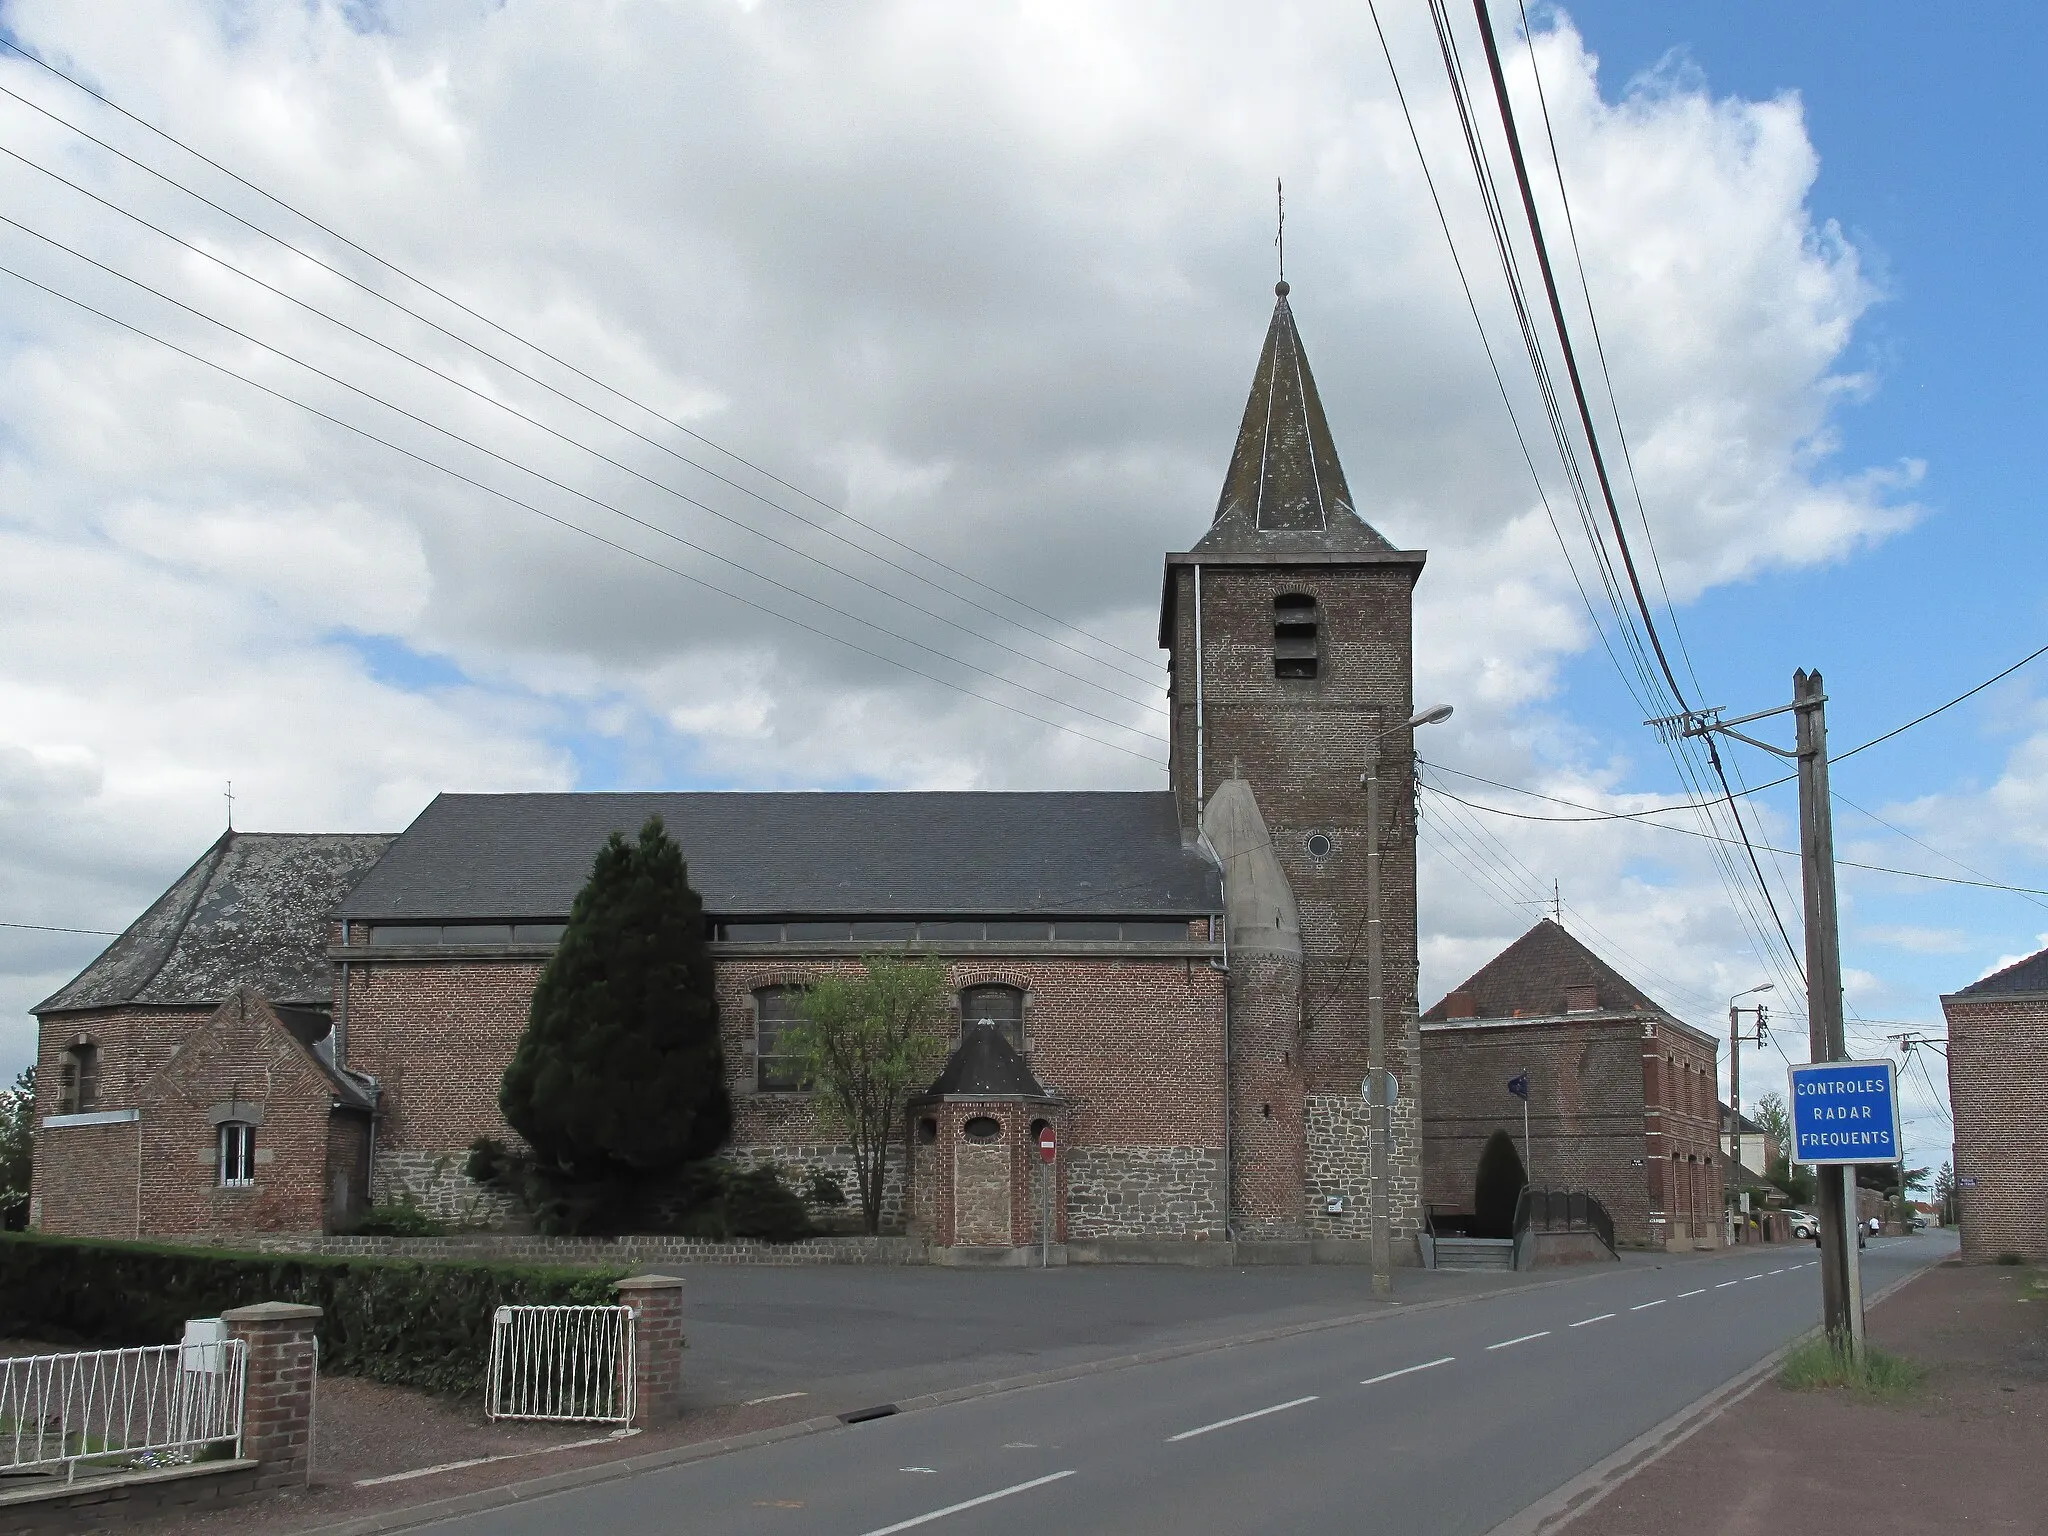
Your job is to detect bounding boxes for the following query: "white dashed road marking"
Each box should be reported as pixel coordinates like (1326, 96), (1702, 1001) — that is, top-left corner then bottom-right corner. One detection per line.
(1715, 1281), (1741, 1289)
(1486, 1331), (1551, 1351)
(1630, 1300), (1666, 1311)
(1361, 1357), (1455, 1386)
(1168, 1396), (1320, 1443)
(1569, 1314), (1615, 1328)
(1679, 1289), (1706, 1298)
(859, 1471), (1079, 1535)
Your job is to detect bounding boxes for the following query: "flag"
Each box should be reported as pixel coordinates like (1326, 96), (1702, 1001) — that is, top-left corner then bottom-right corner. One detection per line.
(1507, 1072), (1530, 1101)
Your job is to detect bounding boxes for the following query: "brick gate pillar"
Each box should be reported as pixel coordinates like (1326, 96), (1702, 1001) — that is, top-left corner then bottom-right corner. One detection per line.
(614, 1274), (686, 1427)
(221, 1300), (322, 1488)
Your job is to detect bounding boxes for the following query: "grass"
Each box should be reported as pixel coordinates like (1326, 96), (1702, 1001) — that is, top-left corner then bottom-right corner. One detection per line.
(1779, 1336), (1925, 1399)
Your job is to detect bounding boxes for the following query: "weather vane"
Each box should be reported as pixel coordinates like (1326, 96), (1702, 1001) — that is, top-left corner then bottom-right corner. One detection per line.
(1275, 177), (1285, 283)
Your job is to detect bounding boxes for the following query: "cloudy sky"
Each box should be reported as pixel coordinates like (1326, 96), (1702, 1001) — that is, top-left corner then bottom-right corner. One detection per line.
(4, 0), (2039, 1177)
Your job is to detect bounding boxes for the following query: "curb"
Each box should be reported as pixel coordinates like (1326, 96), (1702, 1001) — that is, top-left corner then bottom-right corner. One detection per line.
(298, 1257), (1687, 1536)
(1480, 1259), (1935, 1536)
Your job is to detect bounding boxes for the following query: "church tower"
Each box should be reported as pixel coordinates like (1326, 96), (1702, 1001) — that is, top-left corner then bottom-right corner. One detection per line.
(1159, 281), (1427, 1242)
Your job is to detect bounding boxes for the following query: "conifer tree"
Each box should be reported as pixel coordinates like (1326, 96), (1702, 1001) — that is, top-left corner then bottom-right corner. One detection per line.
(500, 816), (730, 1218)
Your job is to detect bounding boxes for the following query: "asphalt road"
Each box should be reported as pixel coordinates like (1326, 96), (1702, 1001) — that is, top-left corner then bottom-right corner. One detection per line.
(425, 1233), (1952, 1536)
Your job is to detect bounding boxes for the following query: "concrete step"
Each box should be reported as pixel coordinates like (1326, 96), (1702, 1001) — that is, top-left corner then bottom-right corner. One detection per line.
(1434, 1237), (1516, 1270)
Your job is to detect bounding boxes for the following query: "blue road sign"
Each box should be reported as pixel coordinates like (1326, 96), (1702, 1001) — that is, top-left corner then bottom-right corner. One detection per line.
(1787, 1059), (1901, 1165)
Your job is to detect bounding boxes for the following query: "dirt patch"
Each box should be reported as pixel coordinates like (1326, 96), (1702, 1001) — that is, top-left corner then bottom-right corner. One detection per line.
(1569, 1261), (2048, 1536)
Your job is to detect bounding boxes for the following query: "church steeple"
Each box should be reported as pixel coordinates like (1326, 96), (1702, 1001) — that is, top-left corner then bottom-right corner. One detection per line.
(1196, 282), (1394, 555)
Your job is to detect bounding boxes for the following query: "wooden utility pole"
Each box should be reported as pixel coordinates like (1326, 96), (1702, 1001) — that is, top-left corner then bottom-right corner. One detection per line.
(1365, 734), (1392, 1299)
(1794, 668), (1864, 1358)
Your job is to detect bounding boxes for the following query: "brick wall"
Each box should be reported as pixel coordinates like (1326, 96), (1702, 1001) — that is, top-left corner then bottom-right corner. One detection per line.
(32, 1118), (140, 1238)
(137, 992), (336, 1238)
(1166, 558), (1425, 1239)
(342, 947), (1225, 1237)
(1942, 991), (2048, 1262)
(1643, 1018), (1723, 1248)
(1422, 1013), (1662, 1247)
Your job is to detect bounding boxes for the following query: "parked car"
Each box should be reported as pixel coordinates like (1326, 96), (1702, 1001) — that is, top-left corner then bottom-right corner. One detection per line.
(1787, 1210), (1817, 1238)
(1911, 1215), (1929, 1231)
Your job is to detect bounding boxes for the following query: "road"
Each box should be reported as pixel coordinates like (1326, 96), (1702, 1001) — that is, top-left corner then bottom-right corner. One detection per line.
(423, 1233), (1950, 1535)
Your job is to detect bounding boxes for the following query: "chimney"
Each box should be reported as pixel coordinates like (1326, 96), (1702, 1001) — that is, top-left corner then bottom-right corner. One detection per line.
(1444, 990), (1477, 1020)
(1563, 983), (1598, 1013)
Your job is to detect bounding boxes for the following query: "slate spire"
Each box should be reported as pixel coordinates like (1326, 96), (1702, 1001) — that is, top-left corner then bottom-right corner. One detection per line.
(1196, 282), (1394, 555)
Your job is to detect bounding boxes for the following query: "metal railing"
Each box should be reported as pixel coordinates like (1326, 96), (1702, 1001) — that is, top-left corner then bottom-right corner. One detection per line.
(1512, 1187), (1617, 1255)
(486, 1305), (635, 1424)
(0, 1339), (246, 1482)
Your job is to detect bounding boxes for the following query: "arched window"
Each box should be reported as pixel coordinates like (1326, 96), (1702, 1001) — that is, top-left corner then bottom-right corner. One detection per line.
(57, 1041), (98, 1114)
(218, 1122), (257, 1188)
(1273, 593), (1319, 679)
(754, 987), (810, 1092)
(961, 985), (1025, 1052)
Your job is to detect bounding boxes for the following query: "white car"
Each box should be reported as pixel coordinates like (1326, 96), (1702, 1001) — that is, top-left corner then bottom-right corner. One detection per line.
(1787, 1211), (1817, 1238)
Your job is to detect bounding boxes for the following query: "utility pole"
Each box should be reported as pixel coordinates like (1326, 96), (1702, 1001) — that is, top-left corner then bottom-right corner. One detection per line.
(1363, 704), (1453, 1300)
(1794, 668), (1864, 1360)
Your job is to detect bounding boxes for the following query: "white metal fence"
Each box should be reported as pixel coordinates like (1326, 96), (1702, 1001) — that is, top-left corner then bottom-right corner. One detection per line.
(485, 1305), (635, 1424)
(0, 1338), (247, 1482)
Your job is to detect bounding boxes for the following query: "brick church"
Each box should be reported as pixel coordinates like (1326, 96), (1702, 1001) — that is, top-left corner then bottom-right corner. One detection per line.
(33, 282), (1487, 1257)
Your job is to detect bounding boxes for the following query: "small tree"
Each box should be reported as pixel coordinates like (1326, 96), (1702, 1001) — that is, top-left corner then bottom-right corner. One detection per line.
(1472, 1128), (1527, 1239)
(1752, 1091), (1791, 1153)
(785, 955), (951, 1234)
(499, 816), (730, 1230)
(0, 1066), (33, 1230)
(1934, 1160), (1955, 1226)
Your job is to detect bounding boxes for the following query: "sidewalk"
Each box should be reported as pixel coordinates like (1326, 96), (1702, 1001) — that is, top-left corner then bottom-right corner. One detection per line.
(1565, 1257), (2048, 1535)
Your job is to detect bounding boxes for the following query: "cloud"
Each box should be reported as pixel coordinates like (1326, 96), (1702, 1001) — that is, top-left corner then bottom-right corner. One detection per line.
(0, 1), (1920, 1069)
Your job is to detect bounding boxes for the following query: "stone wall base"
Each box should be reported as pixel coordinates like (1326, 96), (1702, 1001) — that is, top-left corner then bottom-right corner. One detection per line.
(0, 1460), (264, 1533)
(211, 1232), (929, 1266)
(1066, 1236), (1420, 1267)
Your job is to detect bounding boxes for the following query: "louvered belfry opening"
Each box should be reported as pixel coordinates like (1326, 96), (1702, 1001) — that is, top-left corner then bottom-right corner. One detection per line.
(1273, 592), (1320, 678)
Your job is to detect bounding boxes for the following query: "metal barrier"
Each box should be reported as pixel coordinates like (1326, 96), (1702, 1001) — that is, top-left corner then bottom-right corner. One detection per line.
(486, 1305), (635, 1424)
(0, 1339), (247, 1482)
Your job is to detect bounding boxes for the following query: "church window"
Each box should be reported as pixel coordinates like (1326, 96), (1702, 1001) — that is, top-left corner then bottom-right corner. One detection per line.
(218, 1122), (257, 1188)
(754, 987), (810, 1092)
(1273, 593), (1320, 678)
(960, 985), (1025, 1052)
(57, 1042), (98, 1114)
(962, 1116), (1001, 1143)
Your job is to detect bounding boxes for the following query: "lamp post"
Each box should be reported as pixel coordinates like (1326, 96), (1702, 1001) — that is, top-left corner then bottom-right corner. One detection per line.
(1727, 982), (1773, 1125)
(1364, 702), (1453, 1299)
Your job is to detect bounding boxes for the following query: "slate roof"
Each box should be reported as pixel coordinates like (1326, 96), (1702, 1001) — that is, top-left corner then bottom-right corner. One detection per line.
(1948, 943), (2048, 998)
(1194, 283), (1401, 558)
(340, 792), (1222, 922)
(1422, 918), (1671, 1022)
(921, 1021), (1056, 1100)
(38, 832), (396, 1015)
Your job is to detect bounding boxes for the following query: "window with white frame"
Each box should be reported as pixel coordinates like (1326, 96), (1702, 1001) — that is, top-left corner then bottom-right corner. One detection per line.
(218, 1122), (257, 1188)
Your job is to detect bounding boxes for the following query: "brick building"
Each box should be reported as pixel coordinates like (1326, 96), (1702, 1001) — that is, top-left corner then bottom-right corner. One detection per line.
(1941, 944), (2048, 1263)
(1420, 919), (1723, 1250)
(31, 283), (1432, 1256)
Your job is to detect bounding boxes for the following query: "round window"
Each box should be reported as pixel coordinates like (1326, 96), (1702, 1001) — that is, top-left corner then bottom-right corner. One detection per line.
(1305, 832), (1335, 861)
(962, 1115), (1002, 1143)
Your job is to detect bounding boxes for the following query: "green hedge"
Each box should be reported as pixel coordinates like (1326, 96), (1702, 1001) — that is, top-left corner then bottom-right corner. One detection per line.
(0, 1232), (627, 1397)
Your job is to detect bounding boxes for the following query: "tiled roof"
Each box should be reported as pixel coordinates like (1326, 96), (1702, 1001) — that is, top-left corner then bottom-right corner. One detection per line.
(921, 1021), (1055, 1100)
(341, 792), (1222, 922)
(1193, 283), (1400, 557)
(38, 832), (394, 1014)
(1421, 917), (1671, 1022)
(1949, 943), (2048, 998)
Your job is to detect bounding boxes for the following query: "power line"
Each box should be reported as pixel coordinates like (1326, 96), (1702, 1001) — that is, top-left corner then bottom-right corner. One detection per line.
(0, 233), (1165, 750)
(0, 260), (1168, 767)
(0, 920), (118, 936)
(0, 177), (1165, 721)
(0, 42), (1163, 679)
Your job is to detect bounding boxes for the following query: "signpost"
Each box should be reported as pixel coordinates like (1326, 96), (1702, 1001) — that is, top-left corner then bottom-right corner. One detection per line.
(1508, 1071), (1531, 1181)
(1037, 1125), (1056, 1269)
(1788, 1058), (1899, 1362)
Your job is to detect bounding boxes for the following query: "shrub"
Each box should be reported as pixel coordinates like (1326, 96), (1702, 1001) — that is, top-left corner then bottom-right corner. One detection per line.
(0, 1232), (625, 1397)
(802, 1168), (848, 1209)
(1778, 1336), (1924, 1399)
(659, 1161), (816, 1243)
(341, 1193), (443, 1237)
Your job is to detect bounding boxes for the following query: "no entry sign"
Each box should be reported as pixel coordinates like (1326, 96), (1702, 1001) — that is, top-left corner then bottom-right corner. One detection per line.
(1787, 1059), (1901, 1165)
(1037, 1125), (1057, 1163)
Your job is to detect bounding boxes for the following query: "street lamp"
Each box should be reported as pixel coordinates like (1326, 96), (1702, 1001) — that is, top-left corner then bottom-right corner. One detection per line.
(1363, 703), (1453, 1299)
(1727, 982), (1774, 1121)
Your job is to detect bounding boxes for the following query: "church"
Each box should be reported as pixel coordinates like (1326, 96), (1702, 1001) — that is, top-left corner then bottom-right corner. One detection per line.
(32, 281), (1434, 1257)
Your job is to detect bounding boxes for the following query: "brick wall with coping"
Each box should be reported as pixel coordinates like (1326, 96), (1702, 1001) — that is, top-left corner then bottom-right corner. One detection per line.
(1941, 989), (2048, 1262)
(614, 1274), (686, 1426)
(221, 1300), (321, 1491)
